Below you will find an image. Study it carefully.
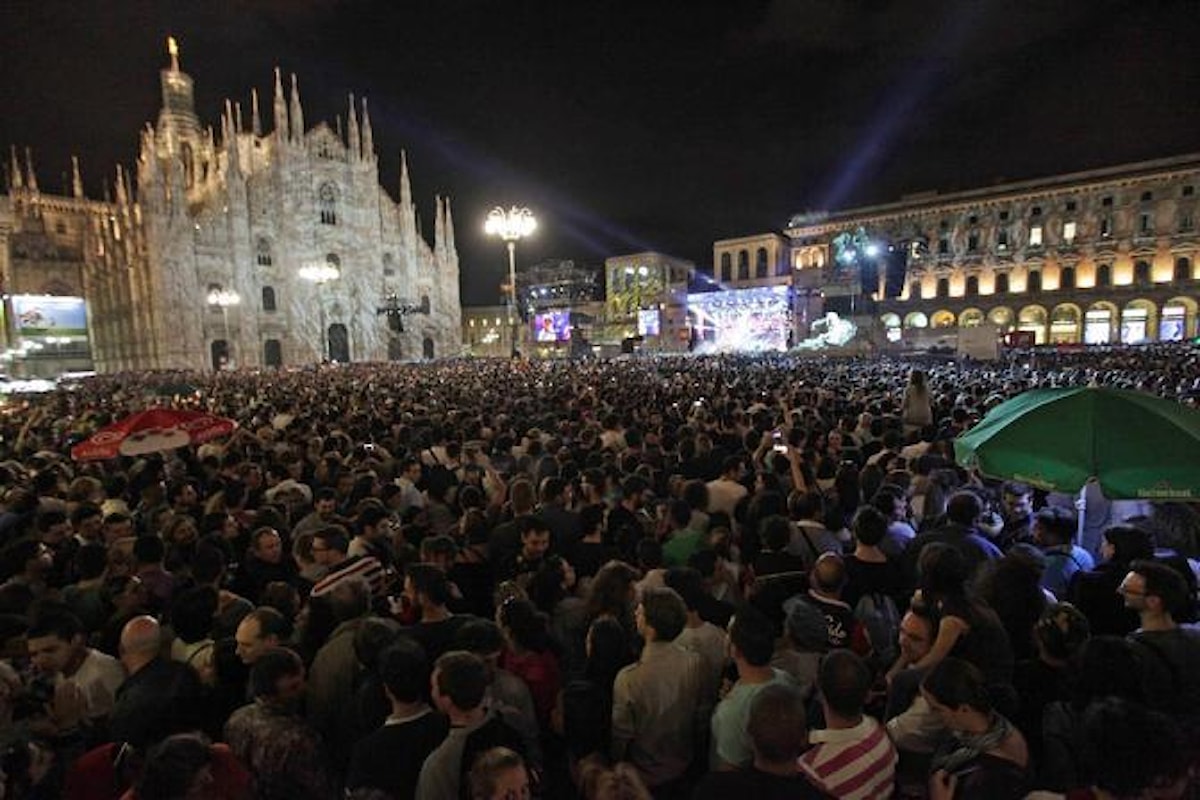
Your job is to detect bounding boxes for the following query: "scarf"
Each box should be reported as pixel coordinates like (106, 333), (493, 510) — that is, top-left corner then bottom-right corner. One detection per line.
(931, 712), (1013, 775)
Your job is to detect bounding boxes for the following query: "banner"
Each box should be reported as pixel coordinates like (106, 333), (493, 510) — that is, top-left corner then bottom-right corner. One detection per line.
(11, 295), (88, 337)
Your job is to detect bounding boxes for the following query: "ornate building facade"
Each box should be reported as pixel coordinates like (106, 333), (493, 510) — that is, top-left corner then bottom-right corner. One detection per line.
(3, 40), (462, 374)
(784, 153), (1200, 345)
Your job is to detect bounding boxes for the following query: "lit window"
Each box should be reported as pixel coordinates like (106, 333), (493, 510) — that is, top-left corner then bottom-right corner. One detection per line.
(1063, 221), (1077, 242)
(1029, 226), (1043, 247)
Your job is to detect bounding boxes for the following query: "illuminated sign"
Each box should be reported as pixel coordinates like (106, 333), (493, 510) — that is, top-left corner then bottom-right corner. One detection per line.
(11, 295), (88, 337)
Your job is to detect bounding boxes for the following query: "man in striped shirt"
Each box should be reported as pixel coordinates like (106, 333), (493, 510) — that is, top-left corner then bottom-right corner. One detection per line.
(799, 650), (897, 800)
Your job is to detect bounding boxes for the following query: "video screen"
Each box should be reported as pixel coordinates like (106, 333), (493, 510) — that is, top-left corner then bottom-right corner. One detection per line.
(11, 295), (89, 338)
(532, 310), (572, 342)
(686, 285), (791, 353)
(638, 308), (660, 337)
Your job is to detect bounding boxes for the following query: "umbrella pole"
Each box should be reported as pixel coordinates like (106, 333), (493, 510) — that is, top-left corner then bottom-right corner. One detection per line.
(1076, 483), (1088, 550)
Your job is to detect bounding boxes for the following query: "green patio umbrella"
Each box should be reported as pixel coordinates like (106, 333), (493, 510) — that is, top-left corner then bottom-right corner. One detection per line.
(954, 386), (1200, 501)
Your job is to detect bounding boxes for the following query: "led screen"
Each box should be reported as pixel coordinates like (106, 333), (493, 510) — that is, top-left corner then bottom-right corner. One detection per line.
(686, 285), (791, 353)
(532, 310), (571, 342)
(11, 295), (88, 337)
(637, 308), (660, 337)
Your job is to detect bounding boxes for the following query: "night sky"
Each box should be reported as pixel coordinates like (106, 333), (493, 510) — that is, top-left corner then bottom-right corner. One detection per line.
(2, 1), (1198, 305)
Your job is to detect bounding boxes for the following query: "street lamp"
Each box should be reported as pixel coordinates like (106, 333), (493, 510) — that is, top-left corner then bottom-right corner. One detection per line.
(206, 287), (240, 370)
(299, 263), (340, 362)
(484, 206), (536, 357)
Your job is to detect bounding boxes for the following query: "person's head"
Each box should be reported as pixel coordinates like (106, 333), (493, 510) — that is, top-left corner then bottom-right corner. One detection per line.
(455, 618), (507, 665)
(1001, 481), (1032, 519)
(584, 616), (633, 683)
(1100, 524), (1155, 566)
(587, 560), (639, 620)
(496, 597), (551, 654)
(662, 567), (705, 616)
(353, 617), (399, 671)
(635, 587), (687, 643)
(73, 542), (108, 581)
(635, 538), (663, 571)
(817, 649), (871, 721)
(945, 490), (984, 527)
(468, 747), (530, 800)
(355, 504), (391, 541)
(248, 646), (306, 707)
(135, 733), (217, 800)
(1079, 697), (1191, 800)
(406, 562), (451, 610)
(235, 606), (289, 665)
(118, 614), (162, 672)
(747, 682), (810, 767)
(917, 541), (969, 599)
(897, 605), (937, 664)
(314, 487), (338, 515)
(1034, 505), (1077, 548)
(170, 586), (217, 645)
(760, 515), (791, 552)
(920, 657), (992, 731)
(517, 516), (551, 562)
(851, 505), (888, 547)
(809, 552), (847, 597)
(25, 611), (86, 675)
(432, 650), (489, 715)
(250, 527), (284, 565)
(1033, 602), (1091, 664)
(379, 637), (430, 706)
(727, 605), (775, 668)
(311, 527), (349, 567)
(71, 502), (105, 542)
(1120, 559), (1191, 620)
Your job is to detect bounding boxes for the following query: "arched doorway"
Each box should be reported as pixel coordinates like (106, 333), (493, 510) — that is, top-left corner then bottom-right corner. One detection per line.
(211, 340), (229, 371)
(1161, 297), (1197, 341)
(422, 336), (435, 360)
(930, 310), (956, 329)
(987, 306), (1014, 333)
(1084, 302), (1117, 344)
(1049, 304), (1081, 344)
(880, 313), (902, 343)
(1121, 300), (1156, 344)
(959, 308), (985, 328)
(263, 339), (282, 367)
(903, 312), (929, 330)
(328, 323), (350, 362)
(1017, 305), (1048, 344)
(387, 336), (404, 361)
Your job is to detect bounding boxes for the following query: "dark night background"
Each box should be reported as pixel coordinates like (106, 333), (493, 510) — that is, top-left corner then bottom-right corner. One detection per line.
(2, 0), (1198, 304)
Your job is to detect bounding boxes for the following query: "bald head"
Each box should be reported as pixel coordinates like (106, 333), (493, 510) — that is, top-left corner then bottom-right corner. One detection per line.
(119, 615), (162, 670)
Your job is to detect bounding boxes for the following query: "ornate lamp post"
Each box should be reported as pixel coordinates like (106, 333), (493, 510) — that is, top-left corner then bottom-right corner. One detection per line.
(206, 287), (240, 369)
(298, 263), (340, 361)
(484, 206), (536, 357)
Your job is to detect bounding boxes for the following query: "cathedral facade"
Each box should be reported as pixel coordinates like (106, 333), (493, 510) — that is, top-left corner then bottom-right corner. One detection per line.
(2, 40), (462, 374)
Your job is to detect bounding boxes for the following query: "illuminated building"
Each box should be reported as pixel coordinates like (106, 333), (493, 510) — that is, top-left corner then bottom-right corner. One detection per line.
(2, 38), (462, 373)
(783, 153), (1199, 346)
(602, 252), (694, 352)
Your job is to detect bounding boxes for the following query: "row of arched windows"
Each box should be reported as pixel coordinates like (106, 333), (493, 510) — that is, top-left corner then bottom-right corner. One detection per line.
(912, 258), (1192, 299)
(718, 247), (782, 281)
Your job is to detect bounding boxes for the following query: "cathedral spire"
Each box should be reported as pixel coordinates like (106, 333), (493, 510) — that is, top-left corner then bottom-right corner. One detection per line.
(360, 98), (374, 160)
(347, 93), (360, 160)
(273, 68), (289, 141)
(72, 156), (84, 199)
(289, 73), (305, 143)
(9, 146), (23, 190)
(167, 35), (181, 73)
(115, 164), (128, 208)
(434, 193), (445, 255)
(224, 100), (241, 177)
(399, 149), (412, 208)
(250, 88), (262, 136)
(444, 196), (456, 256)
(234, 101), (244, 134)
(24, 147), (38, 192)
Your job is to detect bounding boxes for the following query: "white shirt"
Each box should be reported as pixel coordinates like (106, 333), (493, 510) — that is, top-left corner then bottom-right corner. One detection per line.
(70, 648), (126, 719)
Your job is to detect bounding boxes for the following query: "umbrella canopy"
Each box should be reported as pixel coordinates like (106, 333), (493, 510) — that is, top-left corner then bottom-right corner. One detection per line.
(71, 408), (237, 461)
(954, 386), (1200, 500)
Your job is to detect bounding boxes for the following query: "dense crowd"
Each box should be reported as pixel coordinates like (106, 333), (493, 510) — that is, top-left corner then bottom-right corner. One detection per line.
(0, 345), (1198, 800)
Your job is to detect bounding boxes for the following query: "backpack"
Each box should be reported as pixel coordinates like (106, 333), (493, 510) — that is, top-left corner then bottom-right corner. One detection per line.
(854, 592), (901, 668)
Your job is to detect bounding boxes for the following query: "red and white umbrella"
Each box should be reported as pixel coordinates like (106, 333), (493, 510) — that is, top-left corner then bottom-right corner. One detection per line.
(71, 408), (238, 461)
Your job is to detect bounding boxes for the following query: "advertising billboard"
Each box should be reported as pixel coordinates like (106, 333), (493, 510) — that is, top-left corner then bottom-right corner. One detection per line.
(11, 295), (88, 337)
(532, 310), (571, 342)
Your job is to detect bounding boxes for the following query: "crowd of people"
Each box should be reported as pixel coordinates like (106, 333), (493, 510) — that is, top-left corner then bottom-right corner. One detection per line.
(0, 344), (1197, 799)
